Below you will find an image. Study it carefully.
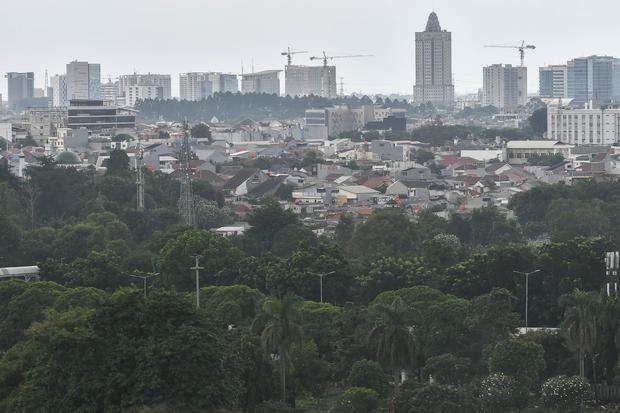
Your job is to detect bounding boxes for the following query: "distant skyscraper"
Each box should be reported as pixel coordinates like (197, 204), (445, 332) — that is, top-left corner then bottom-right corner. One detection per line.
(482, 64), (527, 111)
(5, 72), (34, 110)
(118, 73), (172, 99)
(567, 56), (616, 107)
(285, 65), (336, 97)
(66, 61), (101, 100)
(100, 80), (121, 102)
(50, 74), (67, 107)
(539, 65), (568, 99)
(241, 70), (281, 95)
(180, 72), (238, 100)
(414, 12), (454, 107)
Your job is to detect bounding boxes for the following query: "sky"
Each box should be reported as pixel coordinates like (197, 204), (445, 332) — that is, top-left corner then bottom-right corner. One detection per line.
(3, 0), (620, 99)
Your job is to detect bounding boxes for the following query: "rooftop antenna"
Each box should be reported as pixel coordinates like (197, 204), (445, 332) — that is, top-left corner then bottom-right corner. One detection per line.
(44, 69), (49, 94)
(178, 119), (196, 227)
(252, 58), (255, 73)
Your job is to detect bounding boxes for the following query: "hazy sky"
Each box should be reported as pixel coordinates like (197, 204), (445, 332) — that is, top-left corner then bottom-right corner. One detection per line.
(3, 0), (620, 98)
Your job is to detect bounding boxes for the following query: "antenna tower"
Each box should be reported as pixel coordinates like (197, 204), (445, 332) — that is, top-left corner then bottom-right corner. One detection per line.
(136, 141), (145, 209)
(178, 120), (196, 227)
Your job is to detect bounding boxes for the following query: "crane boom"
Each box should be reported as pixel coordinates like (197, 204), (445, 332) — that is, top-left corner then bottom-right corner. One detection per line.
(281, 47), (308, 66)
(484, 41), (536, 66)
(307, 51), (372, 98)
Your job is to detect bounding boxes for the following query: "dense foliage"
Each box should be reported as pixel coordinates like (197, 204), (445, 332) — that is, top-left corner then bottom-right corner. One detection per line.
(2, 159), (620, 411)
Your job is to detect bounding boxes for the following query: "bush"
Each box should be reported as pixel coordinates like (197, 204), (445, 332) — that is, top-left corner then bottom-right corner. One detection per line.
(255, 400), (293, 413)
(394, 382), (478, 413)
(479, 373), (525, 412)
(334, 387), (380, 413)
(541, 375), (590, 412)
(348, 359), (390, 397)
(422, 353), (471, 386)
(488, 337), (545, 387)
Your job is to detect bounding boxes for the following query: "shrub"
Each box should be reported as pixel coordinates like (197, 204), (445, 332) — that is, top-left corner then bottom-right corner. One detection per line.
(255, 400), (293, 413)
(541, 375), (590, 412)
(348, 359), (390, 397)
(422, 353), (471, 385)
(394, 382), (478, 413)
(479, 373), (525, 412)
(334, 387), (380, 413)
(488, 337), (545, 387)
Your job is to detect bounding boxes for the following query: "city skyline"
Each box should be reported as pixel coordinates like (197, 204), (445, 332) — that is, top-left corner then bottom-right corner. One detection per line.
(3, 0), (620, 99)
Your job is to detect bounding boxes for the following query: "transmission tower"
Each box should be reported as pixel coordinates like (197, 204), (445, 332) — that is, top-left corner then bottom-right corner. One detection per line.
(178, 120), (196, 227)
(136, 141), (145, 210)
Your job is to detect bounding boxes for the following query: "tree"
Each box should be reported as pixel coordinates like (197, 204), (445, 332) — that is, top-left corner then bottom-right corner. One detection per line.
(529, 107), (548, 135)
(479, 373), (524, 412)
(546, 199), (610, 242)
(105, 149), (130, 175)
(350, 209), (418, 261)
(348, 359), (390, 397)
(487, 337), (546, 388)
(421, 354), (471, 386)
(560, 289), (599, 377)
(369, 297), (416, 392)
(191, 122), (212, 141)
(334, 387), (380, 413)
(541, 375), (591, 413)
(393, 382), (478, 413)
(252, 293), (304, 403)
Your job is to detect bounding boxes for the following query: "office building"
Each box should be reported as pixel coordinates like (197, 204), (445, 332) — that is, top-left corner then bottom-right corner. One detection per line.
(285, 65), (336, 97)
(179, 72), (237, 101)
(66, 61), (101, 100)
(50, 74), (68, 107)
(118, 73), (172, 99)
(241, 70), (281, 95)
(5, 72), (34, 110)
(26, 107), (67, 141)
(566, 56), (618, 107)
(219, 74), (239, 94)
(414, 12), (454, 107)
(67, 99), (136, 131)
(547, 105), (620, 145)
(482, 64), (527, 111)
(539, 65), (568, 99)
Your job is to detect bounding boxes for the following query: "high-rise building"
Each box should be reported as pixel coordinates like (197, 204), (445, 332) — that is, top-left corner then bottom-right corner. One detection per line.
(118, 73), (172, 99)
(124, 85), (163, 106)
(567, 56), (617, 107)
(5, 72), (34, 110)
(482, 64), (527, 111)
(50, 74), (68, 107)
(100, 80), (121, 102)
(66, 61), (101, 100)
(285, 65), (336, 97)
(179, 72), (238, 100)
(241, 70), (281, 95)
(539, 65), (568, 99)
(414, 12), (454, 107)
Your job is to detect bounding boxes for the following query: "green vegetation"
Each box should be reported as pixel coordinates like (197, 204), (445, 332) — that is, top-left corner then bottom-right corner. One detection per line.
(2, 159), (620, 411)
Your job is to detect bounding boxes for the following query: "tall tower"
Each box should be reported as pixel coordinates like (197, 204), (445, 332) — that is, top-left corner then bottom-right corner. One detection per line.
(414, 12), (454, 108)
(178, 121), (196, 227)
(136, 142), (145, 210)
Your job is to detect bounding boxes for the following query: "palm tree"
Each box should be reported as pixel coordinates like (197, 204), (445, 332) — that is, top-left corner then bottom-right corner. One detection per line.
(560, 289), (599, 378)
(369, 296), (416, 392)
(252, 293), (304, 403)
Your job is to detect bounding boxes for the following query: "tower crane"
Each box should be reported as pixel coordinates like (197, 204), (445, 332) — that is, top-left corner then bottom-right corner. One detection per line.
(281, 47), (308, 66)
(484, 41), (536, 66)
(309, 51), (373, 98)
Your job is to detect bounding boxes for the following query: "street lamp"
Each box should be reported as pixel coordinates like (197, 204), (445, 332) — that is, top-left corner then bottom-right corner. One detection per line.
(190, 254), (204, 308)
(127, 273), (159, 298)
(309, 271), (335, 304)
(514, 269), (541, 333)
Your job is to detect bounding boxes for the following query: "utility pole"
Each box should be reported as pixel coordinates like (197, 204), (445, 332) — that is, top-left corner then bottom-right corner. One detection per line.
(309, 271), (335, 303)
(127, 272), (159, 299)
(514, 270), (541, 333)
(190, 254), (204, 308)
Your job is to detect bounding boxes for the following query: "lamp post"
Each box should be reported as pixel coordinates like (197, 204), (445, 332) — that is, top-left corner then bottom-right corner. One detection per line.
(514, 270), (541, 333)
(309, 271), (335, 303)
(190, 254), (204, 308)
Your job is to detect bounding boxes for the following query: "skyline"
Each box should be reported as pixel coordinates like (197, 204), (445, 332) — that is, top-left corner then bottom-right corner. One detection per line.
(3, 0), (620, 98)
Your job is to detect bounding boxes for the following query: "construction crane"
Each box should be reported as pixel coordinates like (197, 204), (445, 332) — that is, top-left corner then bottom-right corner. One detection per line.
(309, 52), (373, 98)
(484, 41), (536, 67)
(281, 47), (308, 66)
